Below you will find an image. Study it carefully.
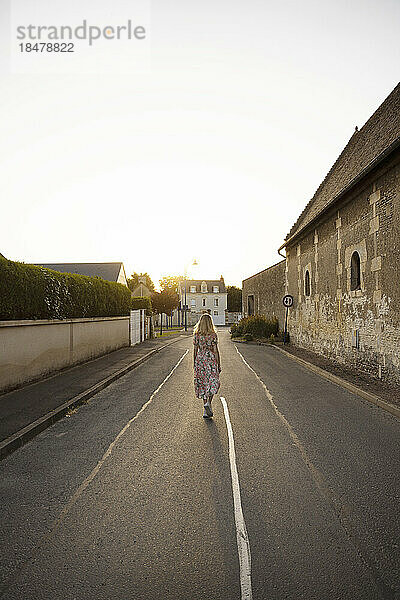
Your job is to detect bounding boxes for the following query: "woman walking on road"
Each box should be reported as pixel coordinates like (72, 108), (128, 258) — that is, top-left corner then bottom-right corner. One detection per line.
(193, 313), (221, 418)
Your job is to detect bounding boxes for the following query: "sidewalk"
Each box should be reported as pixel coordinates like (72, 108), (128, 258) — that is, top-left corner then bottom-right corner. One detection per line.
(0, 332), (189, 459)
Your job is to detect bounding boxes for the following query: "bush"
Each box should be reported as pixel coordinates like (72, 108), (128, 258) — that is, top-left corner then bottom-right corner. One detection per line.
(243, 333), (253, 342)
(236, 315), (279, 339)
(0, 258), (131, 320)
(235, 321), (244, 336)
(131, 296), (152, 312)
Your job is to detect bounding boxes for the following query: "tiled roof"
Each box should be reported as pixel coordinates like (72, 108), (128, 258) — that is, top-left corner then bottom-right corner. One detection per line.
(180, 279), (227, 293)
(34, 262), (125, 283)
(286, 82), (400, 243)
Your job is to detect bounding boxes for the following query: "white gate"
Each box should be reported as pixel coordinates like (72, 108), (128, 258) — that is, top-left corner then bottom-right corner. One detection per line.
(130, 310), (141, 345)
(129, 308), (151, 346)
(130, 310), (150, 345)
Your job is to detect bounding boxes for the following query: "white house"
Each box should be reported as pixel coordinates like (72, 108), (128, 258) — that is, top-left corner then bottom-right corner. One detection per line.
(179, 276), (227, 326)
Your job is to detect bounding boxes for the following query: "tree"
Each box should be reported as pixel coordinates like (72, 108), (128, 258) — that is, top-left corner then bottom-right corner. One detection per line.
(227, 286), (242, 312)
(159, 275), (184, 294)
(151, 289), (180, 335)
(127, 272), (155, 293)
(159, 276), (185, 327)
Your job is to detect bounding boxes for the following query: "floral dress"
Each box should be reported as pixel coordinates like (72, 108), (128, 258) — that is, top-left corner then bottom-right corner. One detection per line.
(193, 332), (220, 399)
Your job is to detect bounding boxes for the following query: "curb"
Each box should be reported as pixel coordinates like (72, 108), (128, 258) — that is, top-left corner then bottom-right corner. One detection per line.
(0, 336), (185, 461)
(273, 345), (400, 420)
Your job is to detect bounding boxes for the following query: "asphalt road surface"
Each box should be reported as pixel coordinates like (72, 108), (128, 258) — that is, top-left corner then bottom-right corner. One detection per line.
(1, 330), (399, 600)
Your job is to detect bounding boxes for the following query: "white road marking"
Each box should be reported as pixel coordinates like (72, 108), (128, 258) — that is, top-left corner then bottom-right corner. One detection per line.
(50, 349), (189, 535)
(220, 396), (253, 600)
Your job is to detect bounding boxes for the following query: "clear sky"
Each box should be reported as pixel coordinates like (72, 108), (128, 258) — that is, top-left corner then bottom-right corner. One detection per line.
(1, 0), (399, 288)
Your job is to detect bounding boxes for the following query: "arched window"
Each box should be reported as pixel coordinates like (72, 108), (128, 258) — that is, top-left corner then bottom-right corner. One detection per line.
(304, 270), (311, 297)
(350, 252), (361, 291)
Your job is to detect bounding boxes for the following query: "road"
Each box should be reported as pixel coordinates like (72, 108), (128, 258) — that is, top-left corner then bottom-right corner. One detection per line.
(1, 329), (399, 600)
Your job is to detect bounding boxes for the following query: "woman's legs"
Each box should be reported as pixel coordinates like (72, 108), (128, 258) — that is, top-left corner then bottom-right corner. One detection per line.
(203, 395), (214, 417)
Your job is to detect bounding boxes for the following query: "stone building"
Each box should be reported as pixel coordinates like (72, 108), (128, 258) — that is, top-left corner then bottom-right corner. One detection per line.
(242, 260), (286, 328)
(244, 83), (400, 383)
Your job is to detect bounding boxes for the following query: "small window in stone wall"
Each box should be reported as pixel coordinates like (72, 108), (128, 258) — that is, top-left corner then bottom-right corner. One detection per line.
(304, 270), (311, 297)
(350, 251), (361, 291)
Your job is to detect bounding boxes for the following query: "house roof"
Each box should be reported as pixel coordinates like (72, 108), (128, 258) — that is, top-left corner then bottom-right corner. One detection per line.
(35, 262), (126, 283)
(180, 279), (227, 293)
(285, 82), (400, 245)
(131, 283), (152, 298)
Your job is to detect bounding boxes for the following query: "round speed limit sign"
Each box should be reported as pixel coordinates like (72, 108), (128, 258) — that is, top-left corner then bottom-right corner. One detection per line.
(282, 294), (294, 308)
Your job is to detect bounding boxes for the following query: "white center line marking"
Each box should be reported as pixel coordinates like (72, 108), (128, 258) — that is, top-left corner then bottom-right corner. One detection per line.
(220, 396), (253, 600)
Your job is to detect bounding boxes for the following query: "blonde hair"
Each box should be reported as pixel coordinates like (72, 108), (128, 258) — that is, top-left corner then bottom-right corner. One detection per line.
(193, 313), (217, 336)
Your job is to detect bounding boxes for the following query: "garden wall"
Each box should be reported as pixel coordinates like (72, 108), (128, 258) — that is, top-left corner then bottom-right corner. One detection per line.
(0, 316), (129, 393)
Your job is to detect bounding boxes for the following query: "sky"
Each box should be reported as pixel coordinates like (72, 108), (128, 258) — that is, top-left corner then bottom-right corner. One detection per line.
(0, 0), (399, 288)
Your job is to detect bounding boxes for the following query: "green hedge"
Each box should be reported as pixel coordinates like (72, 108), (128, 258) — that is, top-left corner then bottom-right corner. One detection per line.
(0, 257), (131, 320)
(233, 315), (279, 339)
(131, 296), (152, 312)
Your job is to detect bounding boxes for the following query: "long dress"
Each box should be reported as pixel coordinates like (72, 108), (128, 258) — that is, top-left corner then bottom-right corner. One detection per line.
(193, 332), (220, 399)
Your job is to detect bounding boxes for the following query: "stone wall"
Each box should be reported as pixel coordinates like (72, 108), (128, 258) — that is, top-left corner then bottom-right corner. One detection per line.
(242, 260), (286, 329)
(286, 151), (400, 383)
